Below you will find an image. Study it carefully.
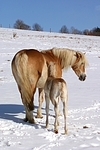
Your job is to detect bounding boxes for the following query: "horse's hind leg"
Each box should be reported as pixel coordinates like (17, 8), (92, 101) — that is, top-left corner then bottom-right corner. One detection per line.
(36, 88), (44, 118)
(22, 96), (35, 124)
(19, 86), (35, 124)
(24, 105), (35, 124)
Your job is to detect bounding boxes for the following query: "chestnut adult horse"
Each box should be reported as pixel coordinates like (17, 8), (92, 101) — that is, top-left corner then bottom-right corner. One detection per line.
(11, 48), (88, 123)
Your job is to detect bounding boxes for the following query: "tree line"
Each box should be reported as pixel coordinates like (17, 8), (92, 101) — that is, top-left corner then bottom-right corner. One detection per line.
(59, 25), (100, 36)
(7, 19), (100, 36)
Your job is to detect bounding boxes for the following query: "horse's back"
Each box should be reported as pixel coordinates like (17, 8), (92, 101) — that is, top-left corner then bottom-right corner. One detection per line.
(12, 49), (45, 69)
(12, 49), (48, 89)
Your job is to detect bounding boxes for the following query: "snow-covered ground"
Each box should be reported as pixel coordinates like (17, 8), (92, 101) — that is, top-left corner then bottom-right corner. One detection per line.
(0, 28), (100, 150)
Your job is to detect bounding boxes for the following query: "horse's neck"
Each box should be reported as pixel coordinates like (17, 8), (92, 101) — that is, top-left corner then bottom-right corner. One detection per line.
(48, 62), (56, 77)
(43, 48), (76, 70)
(67, 50), (76, 66)
(59, 49), (76, 69)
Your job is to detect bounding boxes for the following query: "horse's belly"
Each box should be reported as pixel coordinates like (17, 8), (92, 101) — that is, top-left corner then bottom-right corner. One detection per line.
(37, 61), (48, 88)
(37, 75), (47, 88)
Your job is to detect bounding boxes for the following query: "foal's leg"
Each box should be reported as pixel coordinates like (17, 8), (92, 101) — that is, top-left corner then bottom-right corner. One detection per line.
(58, 97), (62, 117)
(54, 100), (59, 134)
(45, 94), (50, 128)
(63, 100), (68, 134)
(36, 88), (44, 118)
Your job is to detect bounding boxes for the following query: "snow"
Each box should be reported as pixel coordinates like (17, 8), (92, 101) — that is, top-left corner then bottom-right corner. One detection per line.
(0, 28), (100, 150)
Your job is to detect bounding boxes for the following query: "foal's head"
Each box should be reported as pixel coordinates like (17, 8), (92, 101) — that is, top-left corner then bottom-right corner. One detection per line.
(72, 52), (88, 81)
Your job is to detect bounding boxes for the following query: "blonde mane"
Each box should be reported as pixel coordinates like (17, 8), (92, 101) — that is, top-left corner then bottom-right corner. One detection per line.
(51, 48), (88, 69)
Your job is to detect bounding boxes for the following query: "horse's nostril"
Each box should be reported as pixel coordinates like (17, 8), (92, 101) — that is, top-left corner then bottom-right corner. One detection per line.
(79, 74), (86, 81)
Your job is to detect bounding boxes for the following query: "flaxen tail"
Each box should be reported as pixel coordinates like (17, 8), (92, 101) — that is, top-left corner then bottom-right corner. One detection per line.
(11, 51), (33, 110)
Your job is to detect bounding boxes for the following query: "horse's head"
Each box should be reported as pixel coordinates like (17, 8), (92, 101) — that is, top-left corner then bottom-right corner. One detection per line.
(72, 52), (88, 81)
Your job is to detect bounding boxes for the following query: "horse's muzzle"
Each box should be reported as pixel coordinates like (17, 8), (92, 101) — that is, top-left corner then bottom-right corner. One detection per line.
(79, 74), (86, 81)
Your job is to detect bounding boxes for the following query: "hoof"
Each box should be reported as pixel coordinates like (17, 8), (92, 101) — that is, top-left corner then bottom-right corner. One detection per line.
(46, 124), (48, 128)
(23, 117), (28, 122)
(29, 119), (35, 124)
(35, 115), (43, 119)
(54, 129), (58, 134)
(65, 129), (68, 135)
(23, 118), (35, 124)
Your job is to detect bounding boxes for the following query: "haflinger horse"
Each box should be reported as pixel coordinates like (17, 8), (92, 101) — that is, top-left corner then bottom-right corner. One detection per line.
(44, 62), (68, 134)
(11, 48), (88, 123)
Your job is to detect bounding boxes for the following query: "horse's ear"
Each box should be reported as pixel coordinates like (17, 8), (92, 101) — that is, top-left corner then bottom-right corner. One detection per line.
(74, 52), (81, 58)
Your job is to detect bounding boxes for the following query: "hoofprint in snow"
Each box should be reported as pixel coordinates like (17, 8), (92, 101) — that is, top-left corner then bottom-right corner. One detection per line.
(0, 28), (100, 150)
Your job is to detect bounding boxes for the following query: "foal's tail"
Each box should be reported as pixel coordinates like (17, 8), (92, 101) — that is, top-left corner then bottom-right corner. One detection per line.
(11, 51), (33, 110)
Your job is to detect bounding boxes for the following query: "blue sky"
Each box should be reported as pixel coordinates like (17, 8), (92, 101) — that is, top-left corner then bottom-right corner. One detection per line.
(0, 0), (100, 32)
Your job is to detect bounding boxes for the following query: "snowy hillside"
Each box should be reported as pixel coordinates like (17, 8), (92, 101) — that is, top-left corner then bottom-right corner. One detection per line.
(0, 28), (100, 150)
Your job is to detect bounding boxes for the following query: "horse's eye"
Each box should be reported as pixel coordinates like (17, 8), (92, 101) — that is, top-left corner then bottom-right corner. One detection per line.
(81, 63), (84, 65)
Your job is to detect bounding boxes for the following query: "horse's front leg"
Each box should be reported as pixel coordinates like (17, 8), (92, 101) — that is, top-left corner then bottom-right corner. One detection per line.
(36, 88), (44, 118)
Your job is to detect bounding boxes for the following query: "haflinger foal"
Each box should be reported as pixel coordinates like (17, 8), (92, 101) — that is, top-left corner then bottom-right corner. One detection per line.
(44, 62), (68, 134)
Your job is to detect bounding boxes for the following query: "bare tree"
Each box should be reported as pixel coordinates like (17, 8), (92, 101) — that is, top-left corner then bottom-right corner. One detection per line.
(32, 23), (43, 31)
(14, 19), (31, 30)
(83, 29), (90, 35)
(70, 26), (75, 34)
(59, 25), (69, 33)
(70, 26), (82, 34)
(91, 27), (100, 36)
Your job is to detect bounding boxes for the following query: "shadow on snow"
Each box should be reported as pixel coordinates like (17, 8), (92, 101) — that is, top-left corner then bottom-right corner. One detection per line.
(0, 104), (47, 129)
